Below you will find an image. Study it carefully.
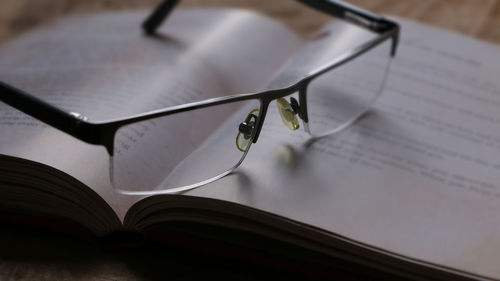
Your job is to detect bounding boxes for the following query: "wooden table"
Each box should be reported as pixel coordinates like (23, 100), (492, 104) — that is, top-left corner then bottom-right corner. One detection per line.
(0, 1), (499, 280)
(1, 0), (500, 44)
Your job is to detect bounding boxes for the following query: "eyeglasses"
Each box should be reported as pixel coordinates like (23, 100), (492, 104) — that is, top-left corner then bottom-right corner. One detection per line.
(0, 0), (399, 195)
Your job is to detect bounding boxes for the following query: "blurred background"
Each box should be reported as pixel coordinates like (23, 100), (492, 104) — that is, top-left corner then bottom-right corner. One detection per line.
(1, 0), (499, 44)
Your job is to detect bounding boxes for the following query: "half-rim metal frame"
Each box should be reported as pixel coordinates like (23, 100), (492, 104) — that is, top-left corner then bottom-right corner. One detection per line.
(0, 0), (400, 193)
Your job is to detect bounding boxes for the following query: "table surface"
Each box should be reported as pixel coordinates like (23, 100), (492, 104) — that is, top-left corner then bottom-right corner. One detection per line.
(1, 0), (499, 280)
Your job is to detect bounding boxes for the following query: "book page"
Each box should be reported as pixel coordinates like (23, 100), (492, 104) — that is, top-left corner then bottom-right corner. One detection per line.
(0, 10), (300, 219)
(182, 18), (500, 279)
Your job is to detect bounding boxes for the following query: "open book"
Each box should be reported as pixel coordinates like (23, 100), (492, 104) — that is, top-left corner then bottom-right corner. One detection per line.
(1, 8), (500, 280)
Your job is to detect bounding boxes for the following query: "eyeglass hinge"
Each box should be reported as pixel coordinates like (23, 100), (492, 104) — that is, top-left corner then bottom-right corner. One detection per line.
(69, 112), (89, 121)
(69, 111), (93, 141)
(344, 11), (390, 33)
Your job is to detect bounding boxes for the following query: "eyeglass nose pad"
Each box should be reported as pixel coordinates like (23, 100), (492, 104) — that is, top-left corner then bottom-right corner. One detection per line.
(236, 109), (260, 152)
(277, 97), (300, 131)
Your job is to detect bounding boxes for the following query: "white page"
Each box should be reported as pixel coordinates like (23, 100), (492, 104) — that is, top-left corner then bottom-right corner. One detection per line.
(187, 18), (500, 279)
(0, 9), (301, 218)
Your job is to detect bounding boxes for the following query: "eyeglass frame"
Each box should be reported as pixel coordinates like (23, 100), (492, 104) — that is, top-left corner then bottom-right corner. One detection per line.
(0, 0), (399, 165)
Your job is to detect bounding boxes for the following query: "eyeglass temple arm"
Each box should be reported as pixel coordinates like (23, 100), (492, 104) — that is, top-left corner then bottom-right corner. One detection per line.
(0, 81), (106, 147)
(297, 0), (400, 56)
(296, 0), (397, 33)
(142, 0), (397, 34)
(143, 0), (181, 34)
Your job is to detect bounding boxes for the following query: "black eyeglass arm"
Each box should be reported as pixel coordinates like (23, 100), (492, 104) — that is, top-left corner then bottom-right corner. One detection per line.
(142, 0), (181, 34)
(0, 81), (104, 146)
(142, 0), (398, 34)
(297, 0), (397, 33)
